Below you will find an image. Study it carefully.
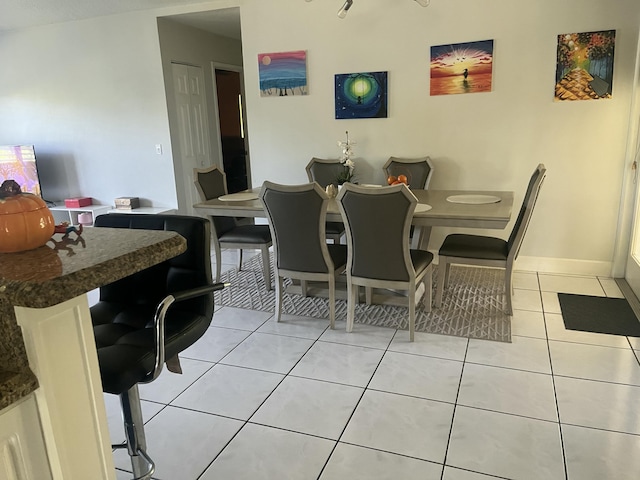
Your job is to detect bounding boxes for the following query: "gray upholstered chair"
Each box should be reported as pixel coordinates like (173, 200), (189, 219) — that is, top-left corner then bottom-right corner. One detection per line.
(305, 157), (348, 244)
(337, 183), (434, 341)
(194, 166), (273, 290)
(259, 181), (347, 328)
(435, 164), (547, 315)
(383, 156), (434, 189)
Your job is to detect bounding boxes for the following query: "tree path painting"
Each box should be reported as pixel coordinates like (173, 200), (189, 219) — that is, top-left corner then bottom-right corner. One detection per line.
(555, 30), (615, 101)
(258, 50), (308, 97)
(430, 40), (494, 96)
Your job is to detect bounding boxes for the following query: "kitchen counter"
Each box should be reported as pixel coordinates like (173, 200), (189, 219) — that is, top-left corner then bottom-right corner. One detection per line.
(0, 227), (186, 478)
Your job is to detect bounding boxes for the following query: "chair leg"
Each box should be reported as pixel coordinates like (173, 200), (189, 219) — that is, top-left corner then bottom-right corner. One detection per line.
(365, 287), (373, 305)
(424, 266), (433, 313)
(301, 280), (308, 296)
(275, 275), (283, 322)
(435, 259), (448, 307)
(346, 280), (357, 333)
(261, 246), (272, 290)
(237, 249), (243, 271)
(328, 275), (336, 330)
(409, 289), (416, 342)
(505, 266), (514, 315)
(214, 242), (222, 284)
(116, 385), (155, 480)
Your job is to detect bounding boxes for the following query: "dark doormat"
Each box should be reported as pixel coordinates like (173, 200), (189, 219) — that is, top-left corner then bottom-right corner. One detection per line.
(558, 293), (640, 337)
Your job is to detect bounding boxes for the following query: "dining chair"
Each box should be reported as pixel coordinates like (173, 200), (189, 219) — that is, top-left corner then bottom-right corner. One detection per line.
(259, 181), (347, 328)
(435, 163), (547, 315)
(306, 157), (350, 244)
(91, 213), (226, 479)
(194, 165), (273, 290)
(337, 183), (434, 341)
(383, 156), (434, 189)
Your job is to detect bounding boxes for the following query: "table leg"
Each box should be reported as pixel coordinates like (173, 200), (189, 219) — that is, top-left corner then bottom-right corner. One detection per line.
(412, 226), (432, 251)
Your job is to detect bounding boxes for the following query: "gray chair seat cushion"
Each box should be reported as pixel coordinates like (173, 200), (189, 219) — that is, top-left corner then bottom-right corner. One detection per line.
(327, 244), (348, 268)
(410, 250), (434, 276)
(439, 234), (508, 261)
(219, 224), (272, 244)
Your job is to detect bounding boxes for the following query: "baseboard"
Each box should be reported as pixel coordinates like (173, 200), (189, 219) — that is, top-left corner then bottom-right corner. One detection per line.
(514, 255), (612, 276)
(431, 253), (612, 276)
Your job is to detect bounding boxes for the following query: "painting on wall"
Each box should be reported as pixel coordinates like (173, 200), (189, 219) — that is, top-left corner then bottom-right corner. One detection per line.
(258, 50), (308, 97)
(430, 40), (494, 96)
(335, 71), (388, 119)
(554, 30), (616, 101)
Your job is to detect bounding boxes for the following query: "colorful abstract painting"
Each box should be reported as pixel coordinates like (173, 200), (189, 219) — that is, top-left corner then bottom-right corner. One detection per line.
(430, 40), (494, 96)
(555, 30), (615, 101)
(258, 50), (308, 97)
(335, 71), (388, 119)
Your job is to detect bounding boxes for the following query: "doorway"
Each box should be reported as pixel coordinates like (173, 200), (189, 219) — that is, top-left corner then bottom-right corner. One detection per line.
(171, 62), (212, 216)
(212, 65), (250, 194)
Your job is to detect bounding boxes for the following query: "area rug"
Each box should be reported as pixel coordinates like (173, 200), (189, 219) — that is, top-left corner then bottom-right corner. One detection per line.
(214, 254), (511, 342)
(558, 293), (640, 337)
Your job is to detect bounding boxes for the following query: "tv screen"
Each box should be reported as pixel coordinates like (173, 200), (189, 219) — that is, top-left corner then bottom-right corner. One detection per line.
(0, 145), (42, 197)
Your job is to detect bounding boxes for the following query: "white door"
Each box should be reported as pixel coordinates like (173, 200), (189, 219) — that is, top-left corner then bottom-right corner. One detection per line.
(172, 63), (211, 216)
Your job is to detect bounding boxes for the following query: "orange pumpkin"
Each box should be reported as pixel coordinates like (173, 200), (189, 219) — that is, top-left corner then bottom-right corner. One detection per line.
(0, 180), (55, 253)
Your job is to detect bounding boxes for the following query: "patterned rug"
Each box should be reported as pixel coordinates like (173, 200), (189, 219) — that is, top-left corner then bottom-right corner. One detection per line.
(214, 254), (511, 342)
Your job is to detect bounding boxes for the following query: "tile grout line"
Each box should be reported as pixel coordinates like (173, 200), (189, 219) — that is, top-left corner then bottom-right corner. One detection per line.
(540, 271), (570, 480)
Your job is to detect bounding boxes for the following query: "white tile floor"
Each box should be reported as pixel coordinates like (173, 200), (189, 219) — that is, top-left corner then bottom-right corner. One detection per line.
(104, 251), (640, 480)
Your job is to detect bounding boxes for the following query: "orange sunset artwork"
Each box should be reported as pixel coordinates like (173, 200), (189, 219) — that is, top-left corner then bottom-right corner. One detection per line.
(430, 40), (494, 95)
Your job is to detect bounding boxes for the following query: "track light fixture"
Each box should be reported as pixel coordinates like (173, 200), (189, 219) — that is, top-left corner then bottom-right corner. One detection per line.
(306, 0), (431, 19)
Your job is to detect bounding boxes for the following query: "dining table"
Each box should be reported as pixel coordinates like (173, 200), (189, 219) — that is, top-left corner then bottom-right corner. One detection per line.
(193, 186), (515, 251)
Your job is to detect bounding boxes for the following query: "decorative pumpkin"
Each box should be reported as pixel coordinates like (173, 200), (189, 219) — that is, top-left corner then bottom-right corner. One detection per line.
(0, 179), (55, 253)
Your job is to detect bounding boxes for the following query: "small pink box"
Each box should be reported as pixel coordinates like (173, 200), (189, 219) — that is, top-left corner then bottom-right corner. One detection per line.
(64, 197), (92, 208)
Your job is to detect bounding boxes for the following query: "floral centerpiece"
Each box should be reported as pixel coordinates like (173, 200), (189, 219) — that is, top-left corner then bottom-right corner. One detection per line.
(336, 131), (356, 184)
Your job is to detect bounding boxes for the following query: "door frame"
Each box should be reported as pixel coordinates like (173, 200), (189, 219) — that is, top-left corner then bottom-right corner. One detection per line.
(211, 62), (252, 189)
(612, 29), (640, 295)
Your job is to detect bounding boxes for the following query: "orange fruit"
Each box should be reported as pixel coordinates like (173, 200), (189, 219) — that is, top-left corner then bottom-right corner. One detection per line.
(387, 175), (397, 185)
(391, 180), (401, 185)
(397, 174), (408, 184)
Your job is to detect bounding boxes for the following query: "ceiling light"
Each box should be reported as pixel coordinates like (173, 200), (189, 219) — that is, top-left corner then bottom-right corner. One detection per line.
(307, 0), (430, 19)
(337, 0), (354, 19)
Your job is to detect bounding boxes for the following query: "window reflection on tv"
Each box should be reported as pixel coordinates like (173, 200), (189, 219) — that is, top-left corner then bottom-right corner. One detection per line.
(0, 145), (42, 197)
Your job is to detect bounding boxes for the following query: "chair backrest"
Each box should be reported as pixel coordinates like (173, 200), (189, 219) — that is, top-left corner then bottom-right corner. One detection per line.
(338, 183), (416, 282)
(383, 156), (434, 189)
(260, 181), (334, 274)
(306, 157), (349, 188)
(193, 165), (236, 237)
(93, 214), (214, 327)
(507, 163), (547, 261)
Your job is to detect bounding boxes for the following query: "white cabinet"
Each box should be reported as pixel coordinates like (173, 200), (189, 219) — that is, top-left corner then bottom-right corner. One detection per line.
(49, 204), (111, 226)
(0, 395), (53, 480)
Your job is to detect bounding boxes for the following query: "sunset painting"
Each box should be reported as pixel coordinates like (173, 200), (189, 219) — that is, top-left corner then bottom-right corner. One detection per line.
(430, 40), (494, 95)
(258, 50), (308, 97)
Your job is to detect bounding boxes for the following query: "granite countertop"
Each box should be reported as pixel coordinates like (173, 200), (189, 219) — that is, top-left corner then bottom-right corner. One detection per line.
(0, 227), (186, 411)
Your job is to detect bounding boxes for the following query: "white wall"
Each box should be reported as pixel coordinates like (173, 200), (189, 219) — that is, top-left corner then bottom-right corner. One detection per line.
(0, 11), (177, 208)
(0, 0), (639, 274)
(239, 0), (640, 274)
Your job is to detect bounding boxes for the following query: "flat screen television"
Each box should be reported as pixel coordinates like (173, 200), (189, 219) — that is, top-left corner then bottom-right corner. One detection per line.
(0, 145), (42, 197)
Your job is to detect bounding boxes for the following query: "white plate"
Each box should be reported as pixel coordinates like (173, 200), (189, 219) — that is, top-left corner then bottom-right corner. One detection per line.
(218, 192), (259, 202)
(415, 204), (432, 213)
(446, 194), (501, 205)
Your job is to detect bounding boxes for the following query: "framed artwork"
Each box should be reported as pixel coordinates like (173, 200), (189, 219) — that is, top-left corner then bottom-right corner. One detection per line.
(258, 50), (308, 97)
(335, 71), (388, 119)
(430, 40), (494, 95)
(555, 30), (616, 101)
